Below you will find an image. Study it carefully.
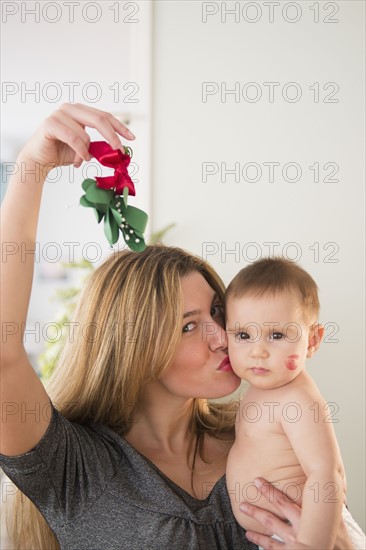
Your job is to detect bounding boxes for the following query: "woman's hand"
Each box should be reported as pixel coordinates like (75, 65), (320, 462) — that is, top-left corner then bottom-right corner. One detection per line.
(240, 478), (304, 549)
(18, 103), (135, 170)
(239, 478), (354, 550)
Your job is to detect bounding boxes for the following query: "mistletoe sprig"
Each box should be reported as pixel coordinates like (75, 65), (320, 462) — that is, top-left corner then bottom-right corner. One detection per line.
(79, 141), (148, 251)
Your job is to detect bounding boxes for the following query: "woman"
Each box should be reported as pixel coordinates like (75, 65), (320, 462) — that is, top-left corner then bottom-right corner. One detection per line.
(0, 104), (353, 549)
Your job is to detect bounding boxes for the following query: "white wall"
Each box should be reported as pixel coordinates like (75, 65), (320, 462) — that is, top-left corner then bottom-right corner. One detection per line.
(152, 0), (365, 529)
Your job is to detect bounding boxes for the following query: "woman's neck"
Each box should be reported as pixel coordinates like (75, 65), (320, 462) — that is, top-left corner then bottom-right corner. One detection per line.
(125, 381), (195, 456)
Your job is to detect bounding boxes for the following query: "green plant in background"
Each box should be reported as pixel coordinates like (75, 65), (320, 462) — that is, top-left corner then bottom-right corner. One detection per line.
(38, 258), (95, 381)
(38, 224), (175, 381)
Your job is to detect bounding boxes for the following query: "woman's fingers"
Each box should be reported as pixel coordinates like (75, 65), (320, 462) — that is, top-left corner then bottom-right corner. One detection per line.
(19, 103), (136, 169)
(254, 478), (302, 528)
(58, 103), (135, 150)
(73, 155), (84, 168)
(239, 478), (305, 549)
(108, 113), (135, 141)
(239, 502), (295, 542)
(245, 529), (285, 549)
(43, 111), (91, 162)
(245, 530), (310, 550)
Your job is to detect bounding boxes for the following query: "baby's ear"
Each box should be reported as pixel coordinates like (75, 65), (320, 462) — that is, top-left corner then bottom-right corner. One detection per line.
(306, 322), (324, 358)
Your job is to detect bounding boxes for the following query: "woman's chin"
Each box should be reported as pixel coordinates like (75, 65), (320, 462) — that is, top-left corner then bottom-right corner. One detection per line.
(205, 374), (242, 399)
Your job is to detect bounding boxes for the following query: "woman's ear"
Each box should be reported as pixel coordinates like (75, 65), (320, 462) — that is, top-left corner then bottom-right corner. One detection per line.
(307, 322), (324, 358)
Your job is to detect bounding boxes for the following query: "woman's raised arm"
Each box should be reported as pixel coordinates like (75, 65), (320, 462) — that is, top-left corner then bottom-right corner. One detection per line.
(0, 103), (134, 456)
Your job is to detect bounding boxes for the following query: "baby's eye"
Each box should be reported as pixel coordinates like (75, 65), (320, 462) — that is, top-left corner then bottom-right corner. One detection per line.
(269, 332), (285, 341)
(235, 332), (250, 342)
(182, 322), (196, 334)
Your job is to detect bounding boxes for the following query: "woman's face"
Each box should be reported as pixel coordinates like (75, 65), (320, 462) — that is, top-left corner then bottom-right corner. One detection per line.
(157, 271), (241, 399)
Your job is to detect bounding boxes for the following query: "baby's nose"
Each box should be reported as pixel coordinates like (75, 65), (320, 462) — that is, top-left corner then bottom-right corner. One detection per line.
(250, 343), (269, 358)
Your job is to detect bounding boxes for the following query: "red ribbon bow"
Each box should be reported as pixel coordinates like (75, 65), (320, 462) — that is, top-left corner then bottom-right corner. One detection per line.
(88, 141), (135, 196)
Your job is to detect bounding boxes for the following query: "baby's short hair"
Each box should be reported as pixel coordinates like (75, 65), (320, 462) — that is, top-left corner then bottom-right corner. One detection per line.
(225, 257), (320, 322)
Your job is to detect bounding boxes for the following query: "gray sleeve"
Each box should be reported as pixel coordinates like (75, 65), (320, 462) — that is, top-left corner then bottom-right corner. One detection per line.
(0, 401), (122, 524)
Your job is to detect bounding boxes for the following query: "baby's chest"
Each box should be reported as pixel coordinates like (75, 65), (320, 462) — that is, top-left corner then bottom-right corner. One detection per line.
(227, 409), (306, 501)
(236, 399), (287, 437)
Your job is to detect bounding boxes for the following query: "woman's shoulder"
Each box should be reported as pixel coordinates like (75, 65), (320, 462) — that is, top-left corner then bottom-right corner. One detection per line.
(0, 401), (125, 476)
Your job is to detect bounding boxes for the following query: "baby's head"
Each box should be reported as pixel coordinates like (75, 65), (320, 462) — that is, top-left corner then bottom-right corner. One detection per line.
(225, 257), (324, 389)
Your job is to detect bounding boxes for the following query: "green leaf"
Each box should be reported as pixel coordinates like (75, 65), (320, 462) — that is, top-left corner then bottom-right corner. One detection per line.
(124, 205), (148, 234)
(104, 209), (120, 245)
(93, 208), (104, 223)
(86, 184), (114, 205)
(82, 178), (96, 192)
(80, 195), (94, 208)
(123, 186), (129, 207)
(111, 197), (127, 216)
(126, 237), (146, 252)
(93, 203), (108, 214)
(110, 208), (122, 226)
(121, 225), (146, 251)
(131, 229), (145, 239)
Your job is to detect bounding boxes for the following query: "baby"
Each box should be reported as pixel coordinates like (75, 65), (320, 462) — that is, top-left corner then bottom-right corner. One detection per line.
(225, 257), (365, 549)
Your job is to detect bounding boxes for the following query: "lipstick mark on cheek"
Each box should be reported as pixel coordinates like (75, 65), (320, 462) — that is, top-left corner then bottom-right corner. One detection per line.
(285, 355), (299, 370)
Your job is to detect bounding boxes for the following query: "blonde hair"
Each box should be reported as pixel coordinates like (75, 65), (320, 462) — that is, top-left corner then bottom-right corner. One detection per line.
(5, 245), (237, 549)
(226, 256), (320, 322)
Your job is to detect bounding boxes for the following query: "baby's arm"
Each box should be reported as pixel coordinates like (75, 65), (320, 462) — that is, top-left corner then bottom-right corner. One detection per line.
(280, 386), (345, 549)
(242, 478), (354, 550)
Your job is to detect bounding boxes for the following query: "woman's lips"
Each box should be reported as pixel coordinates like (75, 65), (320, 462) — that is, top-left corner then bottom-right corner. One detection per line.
(217, 356), (233, 372)
(250, 367), (270, 375)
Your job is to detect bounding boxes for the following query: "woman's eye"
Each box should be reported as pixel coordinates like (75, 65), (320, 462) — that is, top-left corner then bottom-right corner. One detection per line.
(269, 332), (285, 341)
(211, 303), (224, 318)
(182, 322), (196, 333)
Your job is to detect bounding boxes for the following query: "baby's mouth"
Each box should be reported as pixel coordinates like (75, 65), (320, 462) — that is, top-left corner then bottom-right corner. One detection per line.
(249, 367), (270, 375)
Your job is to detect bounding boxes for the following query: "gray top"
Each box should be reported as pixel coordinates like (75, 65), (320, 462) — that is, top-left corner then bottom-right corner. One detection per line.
(0, 401), (257, 550)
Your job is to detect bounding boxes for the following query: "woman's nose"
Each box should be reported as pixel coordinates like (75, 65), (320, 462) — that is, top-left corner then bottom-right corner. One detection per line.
(205, 321), (228, 351)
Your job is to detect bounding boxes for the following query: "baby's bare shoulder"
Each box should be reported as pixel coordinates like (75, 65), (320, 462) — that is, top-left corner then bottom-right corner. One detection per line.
(237, 373), (328, 426)
(283, 371), (326, 404)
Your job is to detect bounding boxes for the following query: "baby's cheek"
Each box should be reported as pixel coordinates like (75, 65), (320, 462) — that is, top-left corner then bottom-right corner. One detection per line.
(285, 358), (298, 370)
(229, 352), (243, 372)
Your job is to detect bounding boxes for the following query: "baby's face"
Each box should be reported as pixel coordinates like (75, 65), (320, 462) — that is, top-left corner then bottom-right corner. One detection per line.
(226, 291), (313, 390)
